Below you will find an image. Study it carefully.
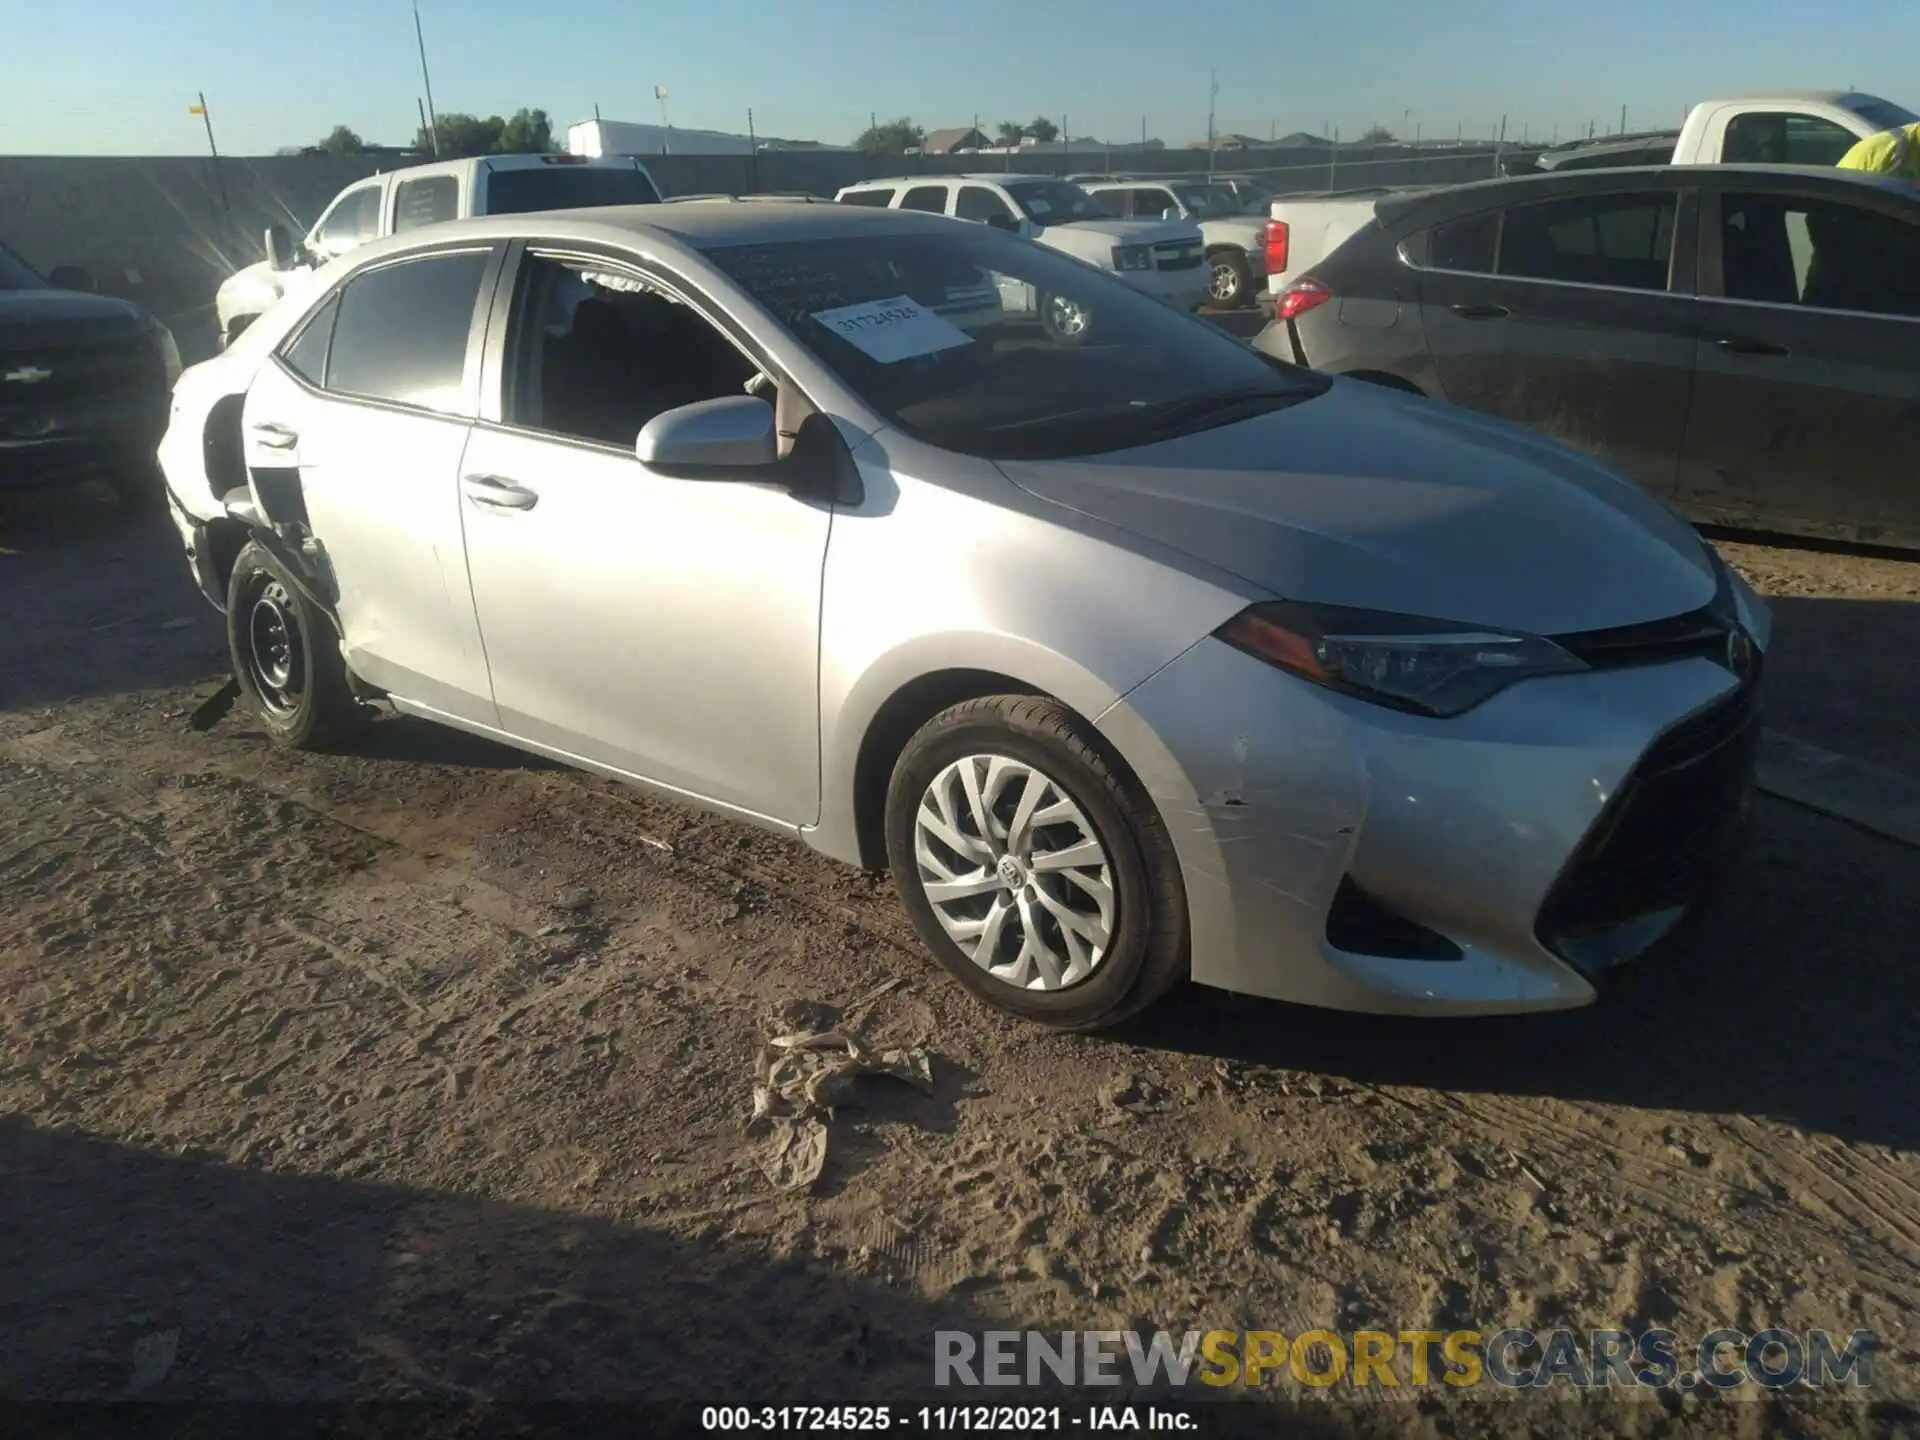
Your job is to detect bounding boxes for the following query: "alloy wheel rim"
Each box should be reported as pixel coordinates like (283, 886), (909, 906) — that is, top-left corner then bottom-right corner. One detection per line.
(1209, 261), (1239, 300)
(912, 754), (1116, 991)
(1046, 295), (1090, 337)
(245, 579), (305, 716)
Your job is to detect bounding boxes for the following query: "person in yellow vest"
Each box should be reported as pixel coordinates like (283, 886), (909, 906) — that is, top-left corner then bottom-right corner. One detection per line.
(1835, 122), (1920, 182)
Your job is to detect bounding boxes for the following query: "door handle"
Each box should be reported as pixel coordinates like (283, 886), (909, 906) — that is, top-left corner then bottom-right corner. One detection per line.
(1449, 303), (1511, 320)
(462, 473), (539, 511)
(1715, 337), (1790, 357)
(250, 421), (299, 450)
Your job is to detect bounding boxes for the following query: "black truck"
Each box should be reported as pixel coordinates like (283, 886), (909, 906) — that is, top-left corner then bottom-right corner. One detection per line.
(1, 240), (180, 511)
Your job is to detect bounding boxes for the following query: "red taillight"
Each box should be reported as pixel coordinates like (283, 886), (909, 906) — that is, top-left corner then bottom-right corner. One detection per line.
(1264, 219), (1291, 275)
(1278, 277), (1332, 322)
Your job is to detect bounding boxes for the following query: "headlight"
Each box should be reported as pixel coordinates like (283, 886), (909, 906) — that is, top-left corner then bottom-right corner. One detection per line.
(1217, 602), (1588, 717)
(1111, 243), (1155, 272)
(154, 322), (183, 388)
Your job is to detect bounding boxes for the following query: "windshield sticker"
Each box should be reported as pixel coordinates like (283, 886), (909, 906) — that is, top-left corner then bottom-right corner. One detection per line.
(809, 295), (974, 363)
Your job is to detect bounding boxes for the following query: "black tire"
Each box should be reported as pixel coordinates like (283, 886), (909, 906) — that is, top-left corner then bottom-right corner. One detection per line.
(1207, 249), (1253, 308)
(884, 695), (1189, 1031)
(1035, 290), (1094, 346)
(225, 540), (367, 749)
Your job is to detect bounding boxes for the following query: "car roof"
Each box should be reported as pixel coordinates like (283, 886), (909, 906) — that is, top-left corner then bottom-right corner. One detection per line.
(333, 200), (966, 263)
(1374, 162), (1918, 228)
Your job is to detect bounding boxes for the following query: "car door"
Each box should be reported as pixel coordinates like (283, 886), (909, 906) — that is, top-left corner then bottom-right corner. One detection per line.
(1414, 185), (1700, 497)
(456, 244), (832, 825)
(239, 244), (503, 725)
(1677, 184), (1920, 548)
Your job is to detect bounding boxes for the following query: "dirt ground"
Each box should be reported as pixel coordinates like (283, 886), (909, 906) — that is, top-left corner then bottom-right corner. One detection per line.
(3, 490), (1918, 1437)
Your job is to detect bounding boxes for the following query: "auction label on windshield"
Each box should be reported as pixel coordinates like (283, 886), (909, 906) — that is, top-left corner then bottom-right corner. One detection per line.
(809, 294), (974, 364)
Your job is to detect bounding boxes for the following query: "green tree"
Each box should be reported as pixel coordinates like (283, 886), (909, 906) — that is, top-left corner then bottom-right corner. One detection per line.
(1357, 124), (1396, 144)
(1025, 115), (1059, 143)
(854, 116), (924, 154)
(496, 107), (556, 154)
(318, 125), (366, 155)
(995, 120), (1026, 146)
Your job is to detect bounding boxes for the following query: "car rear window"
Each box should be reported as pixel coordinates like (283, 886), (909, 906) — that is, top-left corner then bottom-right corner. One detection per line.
(836, 189), (896, 207)
(483, 165), (662, 214)
(1428, 210), (1499, 273)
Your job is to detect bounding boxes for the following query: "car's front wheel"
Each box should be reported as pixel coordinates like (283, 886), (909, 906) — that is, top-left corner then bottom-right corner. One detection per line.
(884, 695), (1189, 1030)
(1036, 290), (1094, 345)
(225, 540), (367, 749)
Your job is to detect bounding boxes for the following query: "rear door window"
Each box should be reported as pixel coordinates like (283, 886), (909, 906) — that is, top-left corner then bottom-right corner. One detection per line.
(1497, 192), (1676, 291)
(900, 185), (950, 214)
(323, 249), (491, 412)
(1428, 210), (1499, 273)
(279, 293), (339, 386)
(837, 188), (896, 208)
(393, 176), (460, 232)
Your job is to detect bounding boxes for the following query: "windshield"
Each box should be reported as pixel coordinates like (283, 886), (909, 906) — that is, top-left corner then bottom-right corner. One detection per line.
(1177, 186), (1243, 218)
(705, 227), (1325, 461)
(1850, 97), (1920, 131)
(0, 241), (47, 291)
(1002, 181), (1107, 225)
(485, 164), (662, 215)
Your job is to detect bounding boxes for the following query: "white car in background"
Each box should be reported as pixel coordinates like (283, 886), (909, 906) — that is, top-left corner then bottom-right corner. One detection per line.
(834, 175), (1208, 336)
(214, 153), (662, 348)
(1082, 179), (1272, 307)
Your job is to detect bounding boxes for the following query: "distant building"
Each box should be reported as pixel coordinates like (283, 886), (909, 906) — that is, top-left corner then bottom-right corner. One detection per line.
(921, 126), (992, 155)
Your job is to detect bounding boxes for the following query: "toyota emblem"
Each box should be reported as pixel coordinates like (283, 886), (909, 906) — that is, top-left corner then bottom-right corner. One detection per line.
(1725, 626), (1755, 681)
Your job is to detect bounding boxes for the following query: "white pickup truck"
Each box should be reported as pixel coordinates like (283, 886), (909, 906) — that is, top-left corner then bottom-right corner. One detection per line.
(214, 152), (663, 347)
(833, 175), (1210, 319)
(1079, 179), (1271, 307)
(1263, 89), (1917, 304)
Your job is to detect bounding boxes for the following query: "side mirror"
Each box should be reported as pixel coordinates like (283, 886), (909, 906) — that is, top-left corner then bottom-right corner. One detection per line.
(264, 225), (295, 272)
(48, 264), (97, 293)
(637, 395), (777, 471)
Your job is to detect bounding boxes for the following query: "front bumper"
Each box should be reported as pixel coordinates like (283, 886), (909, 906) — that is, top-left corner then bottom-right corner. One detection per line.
(0, 404), (168, 494)
(1098, 638), (1760, 1015)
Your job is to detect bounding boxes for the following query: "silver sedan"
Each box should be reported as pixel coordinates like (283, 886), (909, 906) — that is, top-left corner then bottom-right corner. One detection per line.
(159, 200), (1769, 1030)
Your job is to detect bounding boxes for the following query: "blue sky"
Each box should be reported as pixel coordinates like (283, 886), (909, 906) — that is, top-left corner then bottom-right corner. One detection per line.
(6, 0), (1917, 155)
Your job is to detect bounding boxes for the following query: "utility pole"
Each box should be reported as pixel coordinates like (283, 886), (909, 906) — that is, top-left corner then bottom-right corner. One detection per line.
(1620, 103), (1627, 135)
(1206, 67), (1218, 179)
(189, 92), (235, 251)
(655, 85), (672, 154)
(413, 1), (439, 156)
(1493, 114), (1507, 177)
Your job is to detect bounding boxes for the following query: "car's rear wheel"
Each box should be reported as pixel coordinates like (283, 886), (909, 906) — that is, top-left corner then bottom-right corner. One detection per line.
(884, 695), (1189, 1030)
(1036, 291), (1094, 345)
(1208, 249), (1253, 308)
(225, 540), (367, 749)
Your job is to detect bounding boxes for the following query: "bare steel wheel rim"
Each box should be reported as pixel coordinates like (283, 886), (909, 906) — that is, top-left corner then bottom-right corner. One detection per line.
(1045, 294), (1090, 338)
(244, 579), (306, 717)
(913, 754), (1116, 991)
(1209, 259), (1240, 301)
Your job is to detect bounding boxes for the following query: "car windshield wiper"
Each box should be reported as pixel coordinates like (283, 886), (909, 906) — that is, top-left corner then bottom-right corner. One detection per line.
(1132, 386), (1312, 436)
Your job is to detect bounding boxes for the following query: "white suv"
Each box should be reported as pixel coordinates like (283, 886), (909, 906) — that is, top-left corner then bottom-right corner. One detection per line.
(1082, 180), (1271, 308)
(833, 175), (1208, 314)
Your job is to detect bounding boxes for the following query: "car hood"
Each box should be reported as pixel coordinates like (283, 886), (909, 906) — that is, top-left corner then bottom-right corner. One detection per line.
(1046, 217), (1199, 246)
(0, 288), (150, 345)
(995, 378), (1717, 635)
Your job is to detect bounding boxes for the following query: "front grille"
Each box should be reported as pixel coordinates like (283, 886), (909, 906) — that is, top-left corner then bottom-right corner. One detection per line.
(1, 339), (162, 417)
(1154, 242), (1205, 272)
(1535, 676), (1761, 962)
